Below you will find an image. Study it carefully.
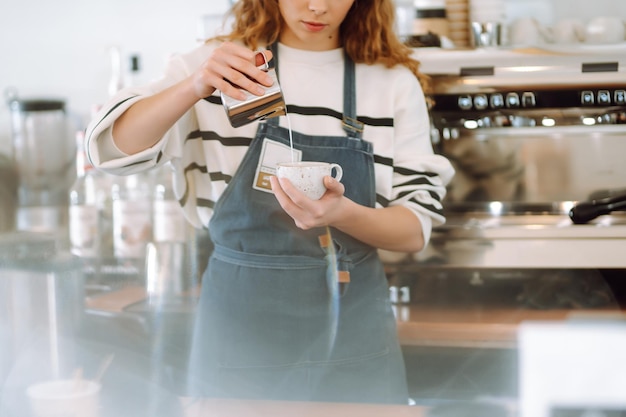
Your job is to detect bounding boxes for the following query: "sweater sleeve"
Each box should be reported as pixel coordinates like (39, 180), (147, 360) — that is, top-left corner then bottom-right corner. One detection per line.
(85, 53), (196, 176)
(389, 68), (455, 233)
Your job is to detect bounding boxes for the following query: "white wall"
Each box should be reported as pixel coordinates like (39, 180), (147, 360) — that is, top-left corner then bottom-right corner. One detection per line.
(551, 0), (626, 22)
(0, 0), (624, 155)
(0, 0), (231, 154)
(504, 0), (626, 25)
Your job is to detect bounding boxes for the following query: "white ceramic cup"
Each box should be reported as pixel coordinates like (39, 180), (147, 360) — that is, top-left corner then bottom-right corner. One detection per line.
(552, 18), (586, 44)
(27, 379), (101, 417)
(508, 17), (552, 45)
(585, 17), (625, 44)
(275, 161), (343, 200)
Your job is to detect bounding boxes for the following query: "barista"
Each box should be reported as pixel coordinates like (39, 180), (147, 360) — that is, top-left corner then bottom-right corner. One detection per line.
(85, 0), (454, 404)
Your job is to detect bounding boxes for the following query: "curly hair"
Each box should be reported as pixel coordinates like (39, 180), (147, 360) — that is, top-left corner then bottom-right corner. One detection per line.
(212, 0), (431, 94)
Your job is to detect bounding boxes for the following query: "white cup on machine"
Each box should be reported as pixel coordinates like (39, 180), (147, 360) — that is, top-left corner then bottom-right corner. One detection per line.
(508, 17), (553, 45)
(584, 16), (626, 44)
(552, 18), (586, 44)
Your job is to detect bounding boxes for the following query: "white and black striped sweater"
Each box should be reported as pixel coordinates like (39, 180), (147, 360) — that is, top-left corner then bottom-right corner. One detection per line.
(86, 42), (454, 245)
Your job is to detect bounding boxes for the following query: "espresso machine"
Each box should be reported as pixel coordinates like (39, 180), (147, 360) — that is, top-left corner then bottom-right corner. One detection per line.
(385, 47), (626, 407)
(411, 47), (626, 270)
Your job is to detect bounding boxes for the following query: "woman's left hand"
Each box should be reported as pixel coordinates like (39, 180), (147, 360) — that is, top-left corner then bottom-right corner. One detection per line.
(270, 175), (345, 230)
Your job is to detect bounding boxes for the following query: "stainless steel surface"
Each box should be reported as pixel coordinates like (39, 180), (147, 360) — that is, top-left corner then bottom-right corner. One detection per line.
(412, 214), (626, 269)
(440, 213), (626, 239)
(145, 241), (187, 300)
(220, 54), (286, 128)
(414, 46), (626, 80)
(436, 125), (626, 214)
(0, 232), (84, 383)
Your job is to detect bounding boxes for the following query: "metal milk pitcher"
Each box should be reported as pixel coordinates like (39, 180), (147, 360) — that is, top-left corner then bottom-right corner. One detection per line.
(220, 52), (286, 128)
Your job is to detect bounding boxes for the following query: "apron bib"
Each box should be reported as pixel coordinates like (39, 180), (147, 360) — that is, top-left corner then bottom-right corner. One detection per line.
(186, 44), (408, 404)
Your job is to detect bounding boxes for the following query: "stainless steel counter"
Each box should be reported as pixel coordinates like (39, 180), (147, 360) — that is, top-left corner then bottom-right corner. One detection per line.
(412, 214), (626, 268)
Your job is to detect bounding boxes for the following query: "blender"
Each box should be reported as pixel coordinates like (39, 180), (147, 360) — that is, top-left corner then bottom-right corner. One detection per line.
(6, 90), (76, 233)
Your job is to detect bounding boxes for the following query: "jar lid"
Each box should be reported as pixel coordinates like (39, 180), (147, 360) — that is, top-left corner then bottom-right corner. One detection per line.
(0, 231), (57, 261)
(0, 231), (57, 260)
(9, 99), (65, 112)
(0, 231), (82, 272)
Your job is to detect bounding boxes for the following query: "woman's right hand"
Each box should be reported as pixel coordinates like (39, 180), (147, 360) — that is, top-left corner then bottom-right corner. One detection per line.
(110, 42), (274, 156)
(191, 41), (275, 101)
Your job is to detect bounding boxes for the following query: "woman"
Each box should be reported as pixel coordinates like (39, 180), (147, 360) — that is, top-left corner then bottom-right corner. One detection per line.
(86, 0), (454, 405)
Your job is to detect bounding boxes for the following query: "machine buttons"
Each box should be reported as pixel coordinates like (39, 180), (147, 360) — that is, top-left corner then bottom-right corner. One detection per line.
(597, 90), (611, 105)
(505, 92), (520, 108)
(490, 93), (504, 109)
(458, 95), (473, 110)
(435, 87), (626, 115)
(521, 92), (536, 108)
(474, 94), (489, 110)
(581, 90), (595, 105)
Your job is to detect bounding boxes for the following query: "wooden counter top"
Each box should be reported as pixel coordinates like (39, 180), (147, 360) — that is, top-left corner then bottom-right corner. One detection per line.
(395, 304), (624, 349)
(85, 285), (623, 350)
(85, 285), (148, 312)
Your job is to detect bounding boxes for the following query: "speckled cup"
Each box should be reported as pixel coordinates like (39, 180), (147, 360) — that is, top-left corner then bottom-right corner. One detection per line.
(276, 161), (343, 200)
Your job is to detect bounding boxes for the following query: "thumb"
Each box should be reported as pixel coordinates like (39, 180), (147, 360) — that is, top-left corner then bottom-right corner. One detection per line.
(324, 176), (344, 194)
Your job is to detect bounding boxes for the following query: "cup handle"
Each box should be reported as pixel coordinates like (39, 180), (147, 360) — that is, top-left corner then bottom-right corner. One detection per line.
(330, 163), (343, 182)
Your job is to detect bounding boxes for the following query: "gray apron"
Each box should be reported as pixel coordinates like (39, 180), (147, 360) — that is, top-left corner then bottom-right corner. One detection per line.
(186, 45), (408, 404)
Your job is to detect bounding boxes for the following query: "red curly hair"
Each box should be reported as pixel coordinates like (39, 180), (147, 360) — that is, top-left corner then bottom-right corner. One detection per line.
(211, 0), (431, 94)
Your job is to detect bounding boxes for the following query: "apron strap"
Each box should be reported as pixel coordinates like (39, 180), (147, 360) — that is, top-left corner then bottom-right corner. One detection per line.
(266, 43), (363, 139)
(341, 57), (363, 138)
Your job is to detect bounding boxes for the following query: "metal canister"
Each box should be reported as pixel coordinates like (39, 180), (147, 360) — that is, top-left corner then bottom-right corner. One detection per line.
(220, 52), (286, 128)
(0, 231), (84, 383)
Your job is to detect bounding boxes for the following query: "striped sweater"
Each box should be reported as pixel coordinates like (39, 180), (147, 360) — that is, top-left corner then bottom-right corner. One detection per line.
(86, 42), (454, 245)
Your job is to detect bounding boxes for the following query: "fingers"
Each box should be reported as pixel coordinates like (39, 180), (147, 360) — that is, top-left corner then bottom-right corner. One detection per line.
(270, 176), (314, 228)
(323, 176), (345, 195)
(193, 43), (276, 100)
(217, 43), (274, 97)
(270, 176), (303, 210)
(270, 175), (344, 230)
